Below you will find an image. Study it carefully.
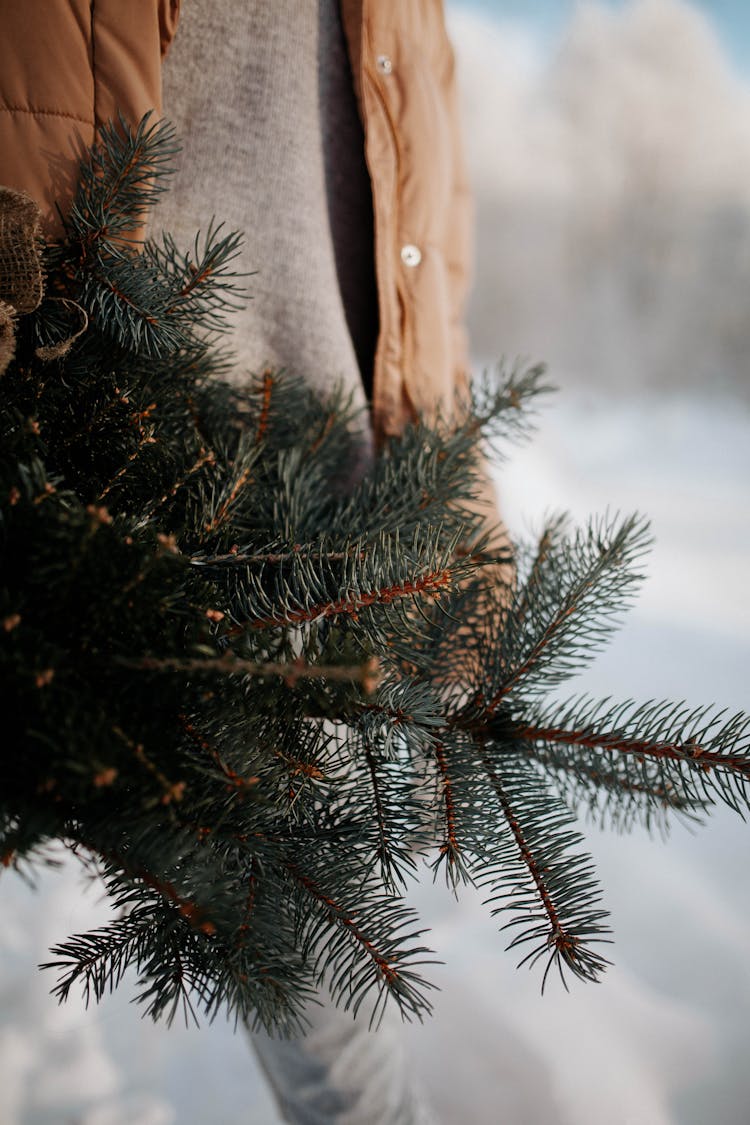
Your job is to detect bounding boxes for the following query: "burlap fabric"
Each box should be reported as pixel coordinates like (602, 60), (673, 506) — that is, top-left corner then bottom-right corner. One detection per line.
(0, 186), (44, 376)
(0, 187), (43, 313)
(0, 300), (15, 375)
(0, 186), (88, 373)
(35, 298), (89, 363)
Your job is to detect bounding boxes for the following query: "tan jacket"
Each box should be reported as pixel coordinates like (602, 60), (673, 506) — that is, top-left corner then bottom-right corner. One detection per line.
(0, 0), (471, 441)
(340, 1), (473, 438)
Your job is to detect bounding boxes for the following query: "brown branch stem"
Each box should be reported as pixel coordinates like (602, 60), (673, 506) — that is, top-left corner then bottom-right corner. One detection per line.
(286, 864), (399, 985)
(119, 653), (380, 693)
(142, 446), (216, 520)
(479, 745), (567, 951)
(189, 548), (366, 567)
(111, 724), (185, 805)
(483, 602), (576, 716)
(178, 716), (259, 794)
(255, 369), (273, 444)
(434, 744), (460, 863)
(229, 568), (454, 633)
(203, 467), (254, 534)
(81, 842), (215, 936)
(364, 742), (390, 864)
(518, 724), (750, 778)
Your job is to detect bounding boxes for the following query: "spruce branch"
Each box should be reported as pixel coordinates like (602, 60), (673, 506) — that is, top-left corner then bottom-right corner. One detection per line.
(460, 360), (554, 455)
(474, 753), (611, 990)
(1, 115), (748, 1033)
(288, 860), (437, 1028)
(146, 220), (247, 331)
(362, 738), (408, 890)
(67, 112), (180, 247)
(481, 512), (652, 710)
(118, 652), (381, 692)
(516, 697), (750, 819)
(434, 743), (463, 878)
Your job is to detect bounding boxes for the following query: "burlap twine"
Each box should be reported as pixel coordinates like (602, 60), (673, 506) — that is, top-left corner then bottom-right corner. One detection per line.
(0, 186), (43, 314)
(0, 186), (43, 376)
(0, 186), (87, 374)
(0, 299), (15, 375)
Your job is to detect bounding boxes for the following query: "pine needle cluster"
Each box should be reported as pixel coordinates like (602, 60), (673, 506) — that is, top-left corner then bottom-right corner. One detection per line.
(2, 115), (749, 1032)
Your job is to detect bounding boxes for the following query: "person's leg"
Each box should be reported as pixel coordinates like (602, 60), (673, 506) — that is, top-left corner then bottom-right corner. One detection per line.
(249, 989), (439, 1125)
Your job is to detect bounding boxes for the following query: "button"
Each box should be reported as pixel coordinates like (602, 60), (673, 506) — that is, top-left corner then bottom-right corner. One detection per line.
(400, 243), (422, 268)
(376, 54), (393, 75)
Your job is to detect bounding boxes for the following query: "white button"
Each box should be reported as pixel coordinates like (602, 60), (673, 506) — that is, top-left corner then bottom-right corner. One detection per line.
(400, 243), (422, 268)
(377, 54), (393, 75)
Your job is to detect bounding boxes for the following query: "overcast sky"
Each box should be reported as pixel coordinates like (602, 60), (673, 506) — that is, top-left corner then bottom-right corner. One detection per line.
(452, 0), (750, 69)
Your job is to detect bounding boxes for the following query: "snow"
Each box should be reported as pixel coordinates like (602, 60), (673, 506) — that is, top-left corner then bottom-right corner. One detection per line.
(2, 389), (747, 1124)
(405, 389), (750, 1125)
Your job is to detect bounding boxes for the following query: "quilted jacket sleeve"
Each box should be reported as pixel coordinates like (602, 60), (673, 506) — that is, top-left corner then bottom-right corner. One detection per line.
(0, 0), (181, 238)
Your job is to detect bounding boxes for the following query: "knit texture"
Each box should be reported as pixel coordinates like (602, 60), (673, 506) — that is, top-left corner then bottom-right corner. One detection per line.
(157, 0), (378, 417)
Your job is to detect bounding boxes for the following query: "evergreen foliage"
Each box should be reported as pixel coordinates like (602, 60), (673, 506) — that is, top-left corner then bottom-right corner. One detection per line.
(2, 115), (749, 1032)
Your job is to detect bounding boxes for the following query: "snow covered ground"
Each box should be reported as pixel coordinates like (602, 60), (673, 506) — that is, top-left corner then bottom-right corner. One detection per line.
(1, 389), (748, 1125)
(405, 388), (750, 1125)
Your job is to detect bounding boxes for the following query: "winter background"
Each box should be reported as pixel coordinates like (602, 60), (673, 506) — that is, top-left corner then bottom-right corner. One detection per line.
(2, 1), (749, 1122)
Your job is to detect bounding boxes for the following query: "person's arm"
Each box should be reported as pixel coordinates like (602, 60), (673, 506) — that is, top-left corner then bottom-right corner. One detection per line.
(0, 0), (180, 238)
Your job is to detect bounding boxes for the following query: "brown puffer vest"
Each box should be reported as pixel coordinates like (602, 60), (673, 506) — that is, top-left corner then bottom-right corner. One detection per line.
(0, 0), (180, 238)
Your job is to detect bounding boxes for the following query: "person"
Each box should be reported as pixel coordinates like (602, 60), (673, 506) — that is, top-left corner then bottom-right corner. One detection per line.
(0, 2), (500, 1120)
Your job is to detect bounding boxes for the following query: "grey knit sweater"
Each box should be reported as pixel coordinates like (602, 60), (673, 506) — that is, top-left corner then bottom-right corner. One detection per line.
(157, 0), (378, 423)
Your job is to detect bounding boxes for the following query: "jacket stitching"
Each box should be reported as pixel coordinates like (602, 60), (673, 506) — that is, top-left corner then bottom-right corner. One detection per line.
(0, 106), (94, 126)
